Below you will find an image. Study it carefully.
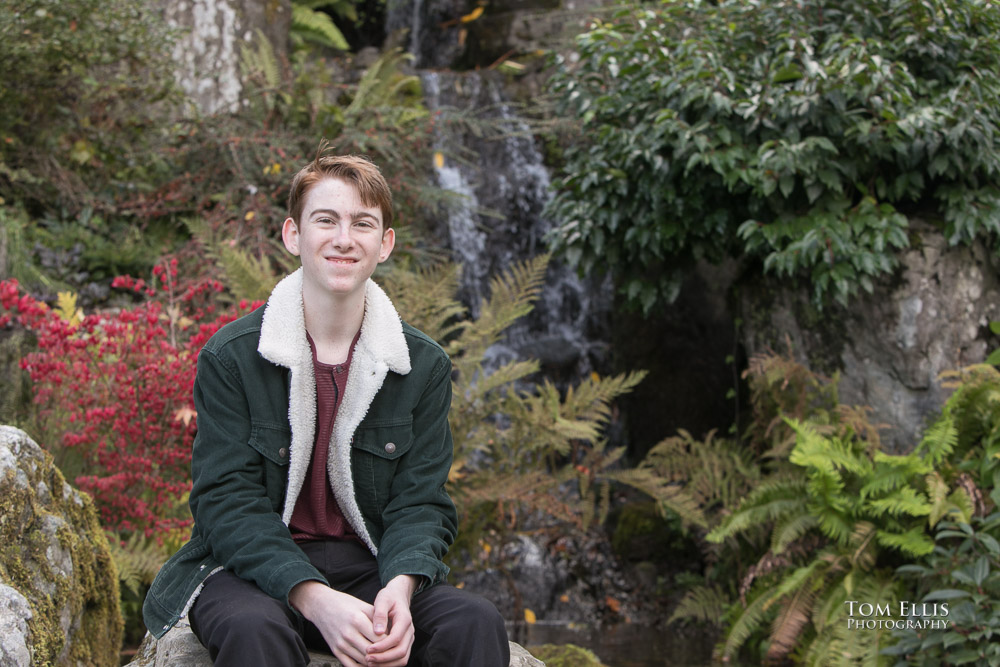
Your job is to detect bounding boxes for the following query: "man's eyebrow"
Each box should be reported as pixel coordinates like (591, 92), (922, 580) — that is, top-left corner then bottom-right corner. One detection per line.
(308, 208), (380, 222)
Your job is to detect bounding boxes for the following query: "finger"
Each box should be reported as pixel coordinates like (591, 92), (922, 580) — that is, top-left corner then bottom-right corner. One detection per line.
(368, 612), (411, 653)
(332, 631), (373, 665)
(333, 648), (366, 667)
(351, 608), (379, 644)
(372, 597), (391, 636)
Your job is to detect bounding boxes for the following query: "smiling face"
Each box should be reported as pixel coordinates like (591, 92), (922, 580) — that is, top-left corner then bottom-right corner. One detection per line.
(281, 177), (395, 302)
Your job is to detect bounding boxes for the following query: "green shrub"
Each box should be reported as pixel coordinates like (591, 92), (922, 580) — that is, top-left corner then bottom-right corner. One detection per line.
(0, 0), (179, 212)
(887, 514), (1000, 667)
(546, 0), (1000, 312)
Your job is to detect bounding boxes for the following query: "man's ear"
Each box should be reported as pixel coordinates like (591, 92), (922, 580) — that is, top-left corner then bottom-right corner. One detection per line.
(281, 217), (300, 256)
(378, 227), (396, 263)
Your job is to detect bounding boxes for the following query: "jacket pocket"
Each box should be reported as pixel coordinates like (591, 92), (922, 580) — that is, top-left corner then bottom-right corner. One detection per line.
(248, 422), (291, 512)
(351, 419), (414, 515)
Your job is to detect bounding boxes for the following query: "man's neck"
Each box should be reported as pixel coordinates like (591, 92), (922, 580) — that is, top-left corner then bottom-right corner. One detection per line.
(302, 283), (365, 365)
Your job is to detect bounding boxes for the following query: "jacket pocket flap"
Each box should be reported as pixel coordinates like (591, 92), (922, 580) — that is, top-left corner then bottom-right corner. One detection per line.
(352, 420), (413, 460)
(248, 423), (292, 465)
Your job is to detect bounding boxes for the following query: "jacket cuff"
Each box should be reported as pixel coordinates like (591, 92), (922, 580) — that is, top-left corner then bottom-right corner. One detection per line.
(267, 560), (330, 613)
(379, 554), (449, 594)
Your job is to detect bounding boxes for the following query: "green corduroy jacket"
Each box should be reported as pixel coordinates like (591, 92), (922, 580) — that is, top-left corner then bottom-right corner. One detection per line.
(143, 269), (458, 639)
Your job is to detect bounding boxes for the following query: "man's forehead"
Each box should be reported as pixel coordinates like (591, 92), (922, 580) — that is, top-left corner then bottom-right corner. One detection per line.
(302, 179), (383, 220)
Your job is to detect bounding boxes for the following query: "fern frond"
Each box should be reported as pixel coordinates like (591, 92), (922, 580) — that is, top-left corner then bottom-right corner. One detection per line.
(560, 371), (647, 424)
(875, 526), (935, 557)
(182, 217), (287, 301)
(107, 532), (168, 596)
(724, 589), (779, 660)
(347, 48), (419, 115)
(708, 476), (809, 542)
(240, 29), (282, 90)
(457, 254), (548, 362)
(382, 261), (467, 343)
(609, 468), (709, 529)
(847, 521), (877, 572)
(810, 572), (899, 667)
(291, 4), (349, 50)
(668, 585), (730, 625)
(767, 562), (824, 663)
(216, 244), (282, 301)
(771, 511), (820, 554)
(812, 503), (852, 546)
(788, 419), (870, 478)
(866, 486), (931, 519)
(469, 360), (541, 399)
(918, 411), (958, 466)
(859, 452), (928, 500)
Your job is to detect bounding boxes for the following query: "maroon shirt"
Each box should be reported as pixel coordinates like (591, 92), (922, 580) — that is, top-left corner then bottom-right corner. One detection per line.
(289, 331), (361, 543)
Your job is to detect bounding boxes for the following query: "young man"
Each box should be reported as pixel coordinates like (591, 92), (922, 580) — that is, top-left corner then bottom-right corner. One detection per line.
(143, 154), (509, 667)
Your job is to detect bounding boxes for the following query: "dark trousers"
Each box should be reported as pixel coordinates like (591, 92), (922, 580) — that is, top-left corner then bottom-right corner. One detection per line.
(189, 540), (510, 667)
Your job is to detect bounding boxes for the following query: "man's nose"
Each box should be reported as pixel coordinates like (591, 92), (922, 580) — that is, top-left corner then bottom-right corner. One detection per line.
(332, 224), (355, 247)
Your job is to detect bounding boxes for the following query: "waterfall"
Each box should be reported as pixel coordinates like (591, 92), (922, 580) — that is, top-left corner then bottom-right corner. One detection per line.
(421, 70), (611, 376)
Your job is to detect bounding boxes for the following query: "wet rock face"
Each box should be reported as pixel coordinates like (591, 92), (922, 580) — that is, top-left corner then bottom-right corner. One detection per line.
(454, 532), (652, 629)
(741, 225), (1000, 451)
(156, 0), (292, 115)
(0, 426), (122, 666)
(385, 0), (614, 69)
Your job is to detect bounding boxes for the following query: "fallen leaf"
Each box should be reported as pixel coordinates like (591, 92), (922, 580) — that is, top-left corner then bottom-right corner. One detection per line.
(460, 6), (484, 23)
(174, 407), (197, 427)
(434, 151), (445, 169)
(524, 608), (536, 624)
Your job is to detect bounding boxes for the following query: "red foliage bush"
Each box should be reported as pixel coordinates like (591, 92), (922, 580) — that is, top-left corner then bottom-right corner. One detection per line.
(0, 263), (262, 537)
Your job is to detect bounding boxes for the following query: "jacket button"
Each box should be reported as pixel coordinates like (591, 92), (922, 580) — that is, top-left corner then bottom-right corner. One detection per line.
(384, 442), (396, 454)
(279, 447), (288, 458)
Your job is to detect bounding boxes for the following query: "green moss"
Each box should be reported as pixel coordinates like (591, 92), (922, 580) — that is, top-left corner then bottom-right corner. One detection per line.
(0, 329), (35, 426)
(528, 643), (606, 667)
(0, 434), (122, 666)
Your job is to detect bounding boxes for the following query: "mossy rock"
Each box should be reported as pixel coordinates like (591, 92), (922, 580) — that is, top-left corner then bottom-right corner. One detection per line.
(528, 643), (605, 667)
(0, 426), (122, 665)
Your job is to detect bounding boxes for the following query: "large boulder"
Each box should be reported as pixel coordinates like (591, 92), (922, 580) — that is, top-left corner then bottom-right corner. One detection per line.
(126, 617), (545, 666)
(0, 426), (122, 666)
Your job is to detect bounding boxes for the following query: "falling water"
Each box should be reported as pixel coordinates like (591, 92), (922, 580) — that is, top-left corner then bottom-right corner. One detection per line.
(421, 70), (611, 376)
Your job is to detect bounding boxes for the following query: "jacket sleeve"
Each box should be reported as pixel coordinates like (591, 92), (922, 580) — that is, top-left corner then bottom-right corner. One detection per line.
(376, 354), (459, 590)
(189, 346), (327, 606)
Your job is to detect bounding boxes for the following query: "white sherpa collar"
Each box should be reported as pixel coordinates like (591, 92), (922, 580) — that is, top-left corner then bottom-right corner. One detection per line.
(258, 268), (411, 376)
(257, 268), (411, 555)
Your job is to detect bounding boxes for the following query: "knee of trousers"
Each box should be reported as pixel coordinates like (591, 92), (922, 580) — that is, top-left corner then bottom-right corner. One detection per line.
(435, 594), (507, 642)
(196, 599), (305, 653)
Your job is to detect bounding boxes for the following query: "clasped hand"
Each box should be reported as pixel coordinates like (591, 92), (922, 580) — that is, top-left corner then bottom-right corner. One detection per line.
(290, 575), (418, 667)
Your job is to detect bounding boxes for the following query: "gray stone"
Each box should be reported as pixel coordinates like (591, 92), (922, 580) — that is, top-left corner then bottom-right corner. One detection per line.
(0, 585), (32, 667)
(742, 224), (1000, 451)
(126, 617), (544, 666)
(0, 426), (122, 666)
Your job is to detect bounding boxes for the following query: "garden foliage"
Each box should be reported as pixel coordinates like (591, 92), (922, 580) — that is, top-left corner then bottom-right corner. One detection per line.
(0, 267), (261, 537)
(0, 0), (178, 212)
(888, 514), (1000, 666)
(636, 354), (1000, 665)
(546, 0), (1000, 312)
(384, 255), (647, 550)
